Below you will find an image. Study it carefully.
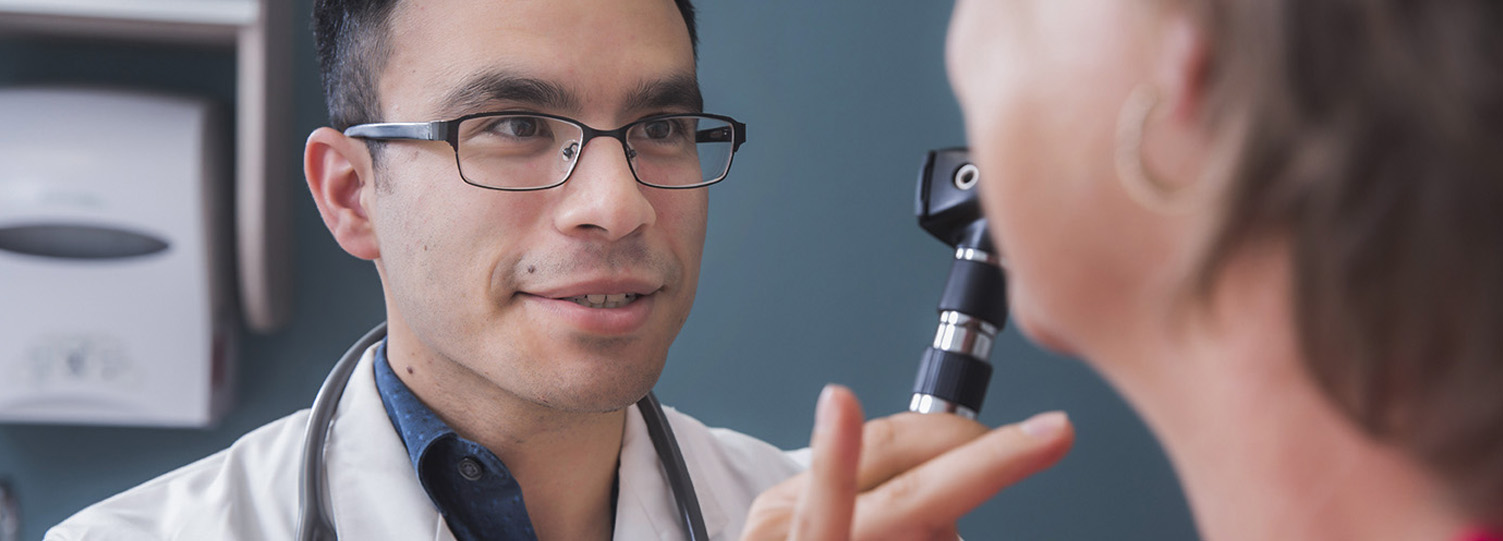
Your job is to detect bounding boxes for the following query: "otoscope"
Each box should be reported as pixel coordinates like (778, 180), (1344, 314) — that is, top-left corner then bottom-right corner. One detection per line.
(909, 148), (1007, 420)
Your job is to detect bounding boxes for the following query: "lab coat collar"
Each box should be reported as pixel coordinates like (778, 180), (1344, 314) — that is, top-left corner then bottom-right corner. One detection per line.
(325, 343), (455, 540)
(615, 401), (731, 540)
(322, 343), (730, 540)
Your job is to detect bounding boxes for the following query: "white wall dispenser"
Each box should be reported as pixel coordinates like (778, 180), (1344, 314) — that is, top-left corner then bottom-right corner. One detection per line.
(0, 87), (235, 427)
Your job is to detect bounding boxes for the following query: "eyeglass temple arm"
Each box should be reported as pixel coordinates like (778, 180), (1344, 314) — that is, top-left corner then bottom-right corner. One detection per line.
(695, 122), (746, 148)
(343, 122), (448, 141)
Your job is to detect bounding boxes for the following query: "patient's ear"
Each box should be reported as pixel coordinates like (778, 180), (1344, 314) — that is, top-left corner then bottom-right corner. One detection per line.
(305, 127), (380, 261)
(1144, 11), (1214, 192)
(1153, 11), (1212, 128)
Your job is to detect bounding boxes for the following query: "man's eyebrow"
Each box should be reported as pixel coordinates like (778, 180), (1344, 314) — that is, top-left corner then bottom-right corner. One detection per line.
(622, 74), (705, 114)
(437, 70), (579, 117)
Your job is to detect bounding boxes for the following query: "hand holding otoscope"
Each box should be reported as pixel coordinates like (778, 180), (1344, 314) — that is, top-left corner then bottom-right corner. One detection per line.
(742, 148), (1072, 539)
(910, 148), (1006, 419)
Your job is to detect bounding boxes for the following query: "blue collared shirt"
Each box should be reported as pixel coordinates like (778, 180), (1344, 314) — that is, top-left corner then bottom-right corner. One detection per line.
(373, 341), (539, 541)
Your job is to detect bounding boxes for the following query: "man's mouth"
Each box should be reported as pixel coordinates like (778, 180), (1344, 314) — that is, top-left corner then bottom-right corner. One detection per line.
(561, 293), (641, 309)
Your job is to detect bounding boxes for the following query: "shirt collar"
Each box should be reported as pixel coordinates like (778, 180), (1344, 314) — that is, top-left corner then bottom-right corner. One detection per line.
(372, 340), (456, 474)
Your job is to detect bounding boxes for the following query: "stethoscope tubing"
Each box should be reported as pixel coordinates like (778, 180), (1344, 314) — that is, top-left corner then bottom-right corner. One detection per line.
(296, 321), (386, 541)
(638, 392), (711, 540)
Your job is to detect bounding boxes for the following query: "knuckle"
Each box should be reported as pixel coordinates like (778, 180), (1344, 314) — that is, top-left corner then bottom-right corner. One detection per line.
(863, 416), (900, 452)
(874, 469), (926, 508)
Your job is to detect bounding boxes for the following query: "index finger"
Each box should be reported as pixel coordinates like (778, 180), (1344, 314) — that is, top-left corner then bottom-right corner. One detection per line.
(853, 411), (1075, 537)
(853, 412), (989, 491)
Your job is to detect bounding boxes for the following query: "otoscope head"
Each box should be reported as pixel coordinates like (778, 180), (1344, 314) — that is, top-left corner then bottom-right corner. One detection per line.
(916, 147), (995, 253)
(914, 147), (1006, 326)
(910, 147), (1007, 418)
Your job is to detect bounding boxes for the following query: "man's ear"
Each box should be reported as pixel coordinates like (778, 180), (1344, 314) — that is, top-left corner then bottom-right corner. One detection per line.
(305, 127), (380, 261)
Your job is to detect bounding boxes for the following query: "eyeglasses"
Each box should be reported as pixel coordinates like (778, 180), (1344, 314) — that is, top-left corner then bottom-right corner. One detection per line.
(343, 112), (747, 191)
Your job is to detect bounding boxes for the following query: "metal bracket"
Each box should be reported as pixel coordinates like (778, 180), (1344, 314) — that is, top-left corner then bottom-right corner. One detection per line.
(0, 477), (18, 541)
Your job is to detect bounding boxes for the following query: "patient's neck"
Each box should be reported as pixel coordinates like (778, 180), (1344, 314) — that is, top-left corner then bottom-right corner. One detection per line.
(1115, 248), (1470, 541)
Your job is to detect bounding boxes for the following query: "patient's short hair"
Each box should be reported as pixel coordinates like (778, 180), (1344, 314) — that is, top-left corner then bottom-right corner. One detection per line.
(1187, 0), (1503, 527)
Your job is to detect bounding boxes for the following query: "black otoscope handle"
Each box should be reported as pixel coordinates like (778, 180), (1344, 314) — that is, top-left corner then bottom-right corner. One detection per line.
(911, 148), (1007, 419)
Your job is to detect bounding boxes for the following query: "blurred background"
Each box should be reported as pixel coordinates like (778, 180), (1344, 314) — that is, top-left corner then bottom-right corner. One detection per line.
(0, 1), (1197, 539)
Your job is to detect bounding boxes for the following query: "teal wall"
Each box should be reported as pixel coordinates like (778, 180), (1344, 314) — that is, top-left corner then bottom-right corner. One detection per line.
(0, 2), (1197, 539)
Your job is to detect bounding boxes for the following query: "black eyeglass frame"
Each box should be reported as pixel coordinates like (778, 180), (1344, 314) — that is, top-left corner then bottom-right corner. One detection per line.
(343, 111), (748, 192)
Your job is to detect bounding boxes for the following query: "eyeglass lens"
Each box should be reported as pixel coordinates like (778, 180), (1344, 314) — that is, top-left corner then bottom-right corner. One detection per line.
(454, 114), (735, 189)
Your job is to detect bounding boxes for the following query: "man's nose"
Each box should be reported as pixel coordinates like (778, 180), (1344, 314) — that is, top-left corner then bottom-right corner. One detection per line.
(552, 137), (656, 241)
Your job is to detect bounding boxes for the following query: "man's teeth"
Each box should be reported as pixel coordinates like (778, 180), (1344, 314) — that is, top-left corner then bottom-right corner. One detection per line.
(566, 293), (639, 308)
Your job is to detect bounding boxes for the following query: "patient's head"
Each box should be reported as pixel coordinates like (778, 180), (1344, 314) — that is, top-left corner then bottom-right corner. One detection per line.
(947, 0), (1503, 526)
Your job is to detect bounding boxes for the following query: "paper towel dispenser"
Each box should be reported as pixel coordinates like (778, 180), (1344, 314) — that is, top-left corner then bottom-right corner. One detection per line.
(0, 87), (235, 427)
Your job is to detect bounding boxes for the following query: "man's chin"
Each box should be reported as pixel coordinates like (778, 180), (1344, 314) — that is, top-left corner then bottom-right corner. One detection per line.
(531, 383), (658, 414)
(526, 354), (666, 413)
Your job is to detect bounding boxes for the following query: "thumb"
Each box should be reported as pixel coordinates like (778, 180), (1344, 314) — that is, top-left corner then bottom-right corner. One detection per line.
(789, 384), (864, 541)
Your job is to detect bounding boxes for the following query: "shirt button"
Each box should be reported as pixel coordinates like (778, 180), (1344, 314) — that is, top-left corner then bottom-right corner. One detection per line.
(458, 457), (484, 481)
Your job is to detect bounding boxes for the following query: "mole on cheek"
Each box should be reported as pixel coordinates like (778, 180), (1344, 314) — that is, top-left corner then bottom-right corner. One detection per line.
(527, 265), (536, 274)
(406, 366), (415, 375)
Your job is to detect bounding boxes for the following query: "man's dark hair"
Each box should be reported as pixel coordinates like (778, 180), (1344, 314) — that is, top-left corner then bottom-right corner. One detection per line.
(312, 0), (699, 130)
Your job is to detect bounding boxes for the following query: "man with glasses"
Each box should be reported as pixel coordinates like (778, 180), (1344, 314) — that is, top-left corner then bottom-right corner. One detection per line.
(50, 0), (1060, 539)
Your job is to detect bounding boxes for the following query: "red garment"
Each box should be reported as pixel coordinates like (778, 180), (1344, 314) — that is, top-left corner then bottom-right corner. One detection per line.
(1461, 528), (1503, 541)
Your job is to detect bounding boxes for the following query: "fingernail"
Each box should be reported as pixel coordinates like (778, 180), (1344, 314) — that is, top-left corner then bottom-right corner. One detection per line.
(1020, 411), (1069, 439)
(815, 384), (841, 430)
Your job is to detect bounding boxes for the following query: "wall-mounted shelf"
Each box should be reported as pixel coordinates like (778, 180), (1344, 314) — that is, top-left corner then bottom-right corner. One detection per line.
(0, 0), (293, 333)
(0, 0), (256, 33)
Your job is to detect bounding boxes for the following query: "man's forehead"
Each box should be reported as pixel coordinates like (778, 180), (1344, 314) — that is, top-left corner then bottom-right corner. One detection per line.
(381, 0), (696, 119)
(433, 69), (703, 119)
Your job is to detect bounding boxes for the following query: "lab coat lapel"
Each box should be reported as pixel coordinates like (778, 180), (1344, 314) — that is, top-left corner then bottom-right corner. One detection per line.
(614, 402), (730, 540)
(323, 344), (456, 541)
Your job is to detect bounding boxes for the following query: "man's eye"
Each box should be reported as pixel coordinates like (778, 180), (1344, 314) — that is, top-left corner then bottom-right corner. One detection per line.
(477, 116), (550, 138)
(641, 120), (676, 139)
(492, 117), (543, 138)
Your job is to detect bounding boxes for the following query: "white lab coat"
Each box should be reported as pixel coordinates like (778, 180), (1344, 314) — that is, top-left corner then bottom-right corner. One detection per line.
(46, 345), (808, 540)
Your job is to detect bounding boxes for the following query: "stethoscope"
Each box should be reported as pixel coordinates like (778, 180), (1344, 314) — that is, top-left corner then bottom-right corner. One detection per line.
(295, 322), (710, 540)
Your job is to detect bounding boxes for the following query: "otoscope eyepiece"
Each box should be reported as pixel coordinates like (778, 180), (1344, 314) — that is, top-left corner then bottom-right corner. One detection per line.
(917, 148), (992, 251)
(910, 148), (1007, 419)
